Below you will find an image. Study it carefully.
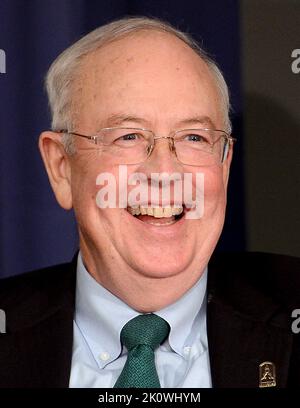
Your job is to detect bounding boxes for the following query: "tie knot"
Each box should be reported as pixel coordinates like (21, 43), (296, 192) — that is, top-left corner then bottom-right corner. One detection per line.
(120, 314), (170, 352)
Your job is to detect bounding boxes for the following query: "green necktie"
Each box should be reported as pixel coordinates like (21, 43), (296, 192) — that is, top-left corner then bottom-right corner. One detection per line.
(114, 313), (170, 388)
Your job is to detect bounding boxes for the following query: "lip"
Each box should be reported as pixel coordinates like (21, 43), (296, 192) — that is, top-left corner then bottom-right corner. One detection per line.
(123, 206), (188, 237)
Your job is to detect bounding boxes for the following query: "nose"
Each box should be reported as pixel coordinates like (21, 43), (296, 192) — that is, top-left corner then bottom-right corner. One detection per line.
(142, 136), (183, 174)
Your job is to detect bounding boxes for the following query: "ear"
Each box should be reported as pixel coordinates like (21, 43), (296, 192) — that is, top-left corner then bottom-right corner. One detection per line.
(222, 143), (234, 190)
(39, 131), (73, 209)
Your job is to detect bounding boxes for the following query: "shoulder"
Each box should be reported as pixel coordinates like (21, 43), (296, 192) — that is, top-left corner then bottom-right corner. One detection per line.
(0, 259), (76, 332)
(208, 251), (300, 315)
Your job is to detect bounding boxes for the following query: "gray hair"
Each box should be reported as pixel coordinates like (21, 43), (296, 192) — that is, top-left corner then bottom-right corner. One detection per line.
(45, 16), (231, 153)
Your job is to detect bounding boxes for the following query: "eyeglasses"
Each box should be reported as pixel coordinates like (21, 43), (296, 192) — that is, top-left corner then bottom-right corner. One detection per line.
(58, 127), (236, 166)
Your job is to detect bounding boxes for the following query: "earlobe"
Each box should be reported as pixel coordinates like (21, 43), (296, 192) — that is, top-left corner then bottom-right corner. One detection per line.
(39, 131), (73, 210)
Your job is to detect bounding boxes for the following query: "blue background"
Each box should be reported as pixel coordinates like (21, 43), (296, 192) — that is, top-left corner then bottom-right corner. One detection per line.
(0, 0), (244, 277)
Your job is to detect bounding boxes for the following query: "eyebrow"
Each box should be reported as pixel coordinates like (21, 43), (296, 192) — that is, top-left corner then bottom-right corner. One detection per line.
(97, 114), (150, 130)
(97, 113), (217, 130)
(177, 115), (216, 129)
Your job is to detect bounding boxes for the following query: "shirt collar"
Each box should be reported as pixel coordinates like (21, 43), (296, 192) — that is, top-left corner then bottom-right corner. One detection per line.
(75, 252), (207, 368)
(155, 270), (207, 356)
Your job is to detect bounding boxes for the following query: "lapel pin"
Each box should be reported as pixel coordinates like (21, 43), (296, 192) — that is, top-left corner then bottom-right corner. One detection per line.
(259, 361), (276, 388)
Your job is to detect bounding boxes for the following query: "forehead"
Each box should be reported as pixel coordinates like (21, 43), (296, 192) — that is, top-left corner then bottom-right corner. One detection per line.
(73, 31), (222, 129)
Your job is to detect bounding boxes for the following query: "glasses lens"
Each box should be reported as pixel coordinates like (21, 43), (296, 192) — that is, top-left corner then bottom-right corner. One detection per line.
(101, 128), (153, 164)
(174, 130), (227, 166)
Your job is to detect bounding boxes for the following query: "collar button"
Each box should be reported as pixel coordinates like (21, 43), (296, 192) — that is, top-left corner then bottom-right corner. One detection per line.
(183, 346), (191, 355)
(99, 352), (110, 361)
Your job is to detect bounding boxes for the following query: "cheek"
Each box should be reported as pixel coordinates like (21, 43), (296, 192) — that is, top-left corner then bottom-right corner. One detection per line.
(72, 173), (95, 210)
(70, 153), (142, 214)
(202, 167), (226, 211)
(70, 155), (105, 212)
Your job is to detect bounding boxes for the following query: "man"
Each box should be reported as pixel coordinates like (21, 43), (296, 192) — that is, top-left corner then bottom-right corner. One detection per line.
(0, 16), (299, 388)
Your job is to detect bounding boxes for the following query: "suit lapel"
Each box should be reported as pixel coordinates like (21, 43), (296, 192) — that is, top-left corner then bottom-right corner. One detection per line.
(207, 252), (293, 388)
(0, 257), (77, 388)
(207, 298), (293, 387)
(0, 307), (74, 387)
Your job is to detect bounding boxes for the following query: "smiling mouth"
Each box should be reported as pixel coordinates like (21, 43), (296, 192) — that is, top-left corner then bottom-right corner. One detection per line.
(126, 205), (185, 226)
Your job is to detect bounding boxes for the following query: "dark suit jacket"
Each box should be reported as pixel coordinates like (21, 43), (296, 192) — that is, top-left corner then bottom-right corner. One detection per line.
(0, 252), (299, 388)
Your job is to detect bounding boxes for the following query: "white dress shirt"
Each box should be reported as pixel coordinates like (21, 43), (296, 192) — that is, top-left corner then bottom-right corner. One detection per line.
(69, 253), (211, 388)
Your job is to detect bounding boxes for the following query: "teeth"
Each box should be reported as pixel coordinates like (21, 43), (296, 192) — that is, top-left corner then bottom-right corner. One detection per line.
(163, 207), (173, 218)
(128, 205), (183, 218)
(147, 207), (154, 216)
(172, 207), (183, 216)
(140, 207), (147, 215)
(147, 219), (177, 226)
(128, 206), (140, 216)
(153, 207), (164, 218)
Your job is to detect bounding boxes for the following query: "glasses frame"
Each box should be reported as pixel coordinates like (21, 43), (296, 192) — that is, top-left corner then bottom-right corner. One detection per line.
(57, 127), (236, 165)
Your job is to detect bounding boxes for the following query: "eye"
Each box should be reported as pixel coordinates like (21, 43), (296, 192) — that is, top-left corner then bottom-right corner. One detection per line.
(184, 134), (209, 143)
(121, 133), (139, 141)
(114, 132), (143, 146)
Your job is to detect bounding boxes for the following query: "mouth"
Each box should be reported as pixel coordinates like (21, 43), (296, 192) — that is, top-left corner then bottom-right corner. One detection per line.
(126, 205), (185, 226)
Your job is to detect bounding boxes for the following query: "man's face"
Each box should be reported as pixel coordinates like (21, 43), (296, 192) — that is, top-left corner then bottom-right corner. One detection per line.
(43, 31), (232, 310)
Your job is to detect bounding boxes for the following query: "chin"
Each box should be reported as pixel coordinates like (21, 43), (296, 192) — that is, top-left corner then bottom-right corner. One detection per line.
(125, 246), (196, 279)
